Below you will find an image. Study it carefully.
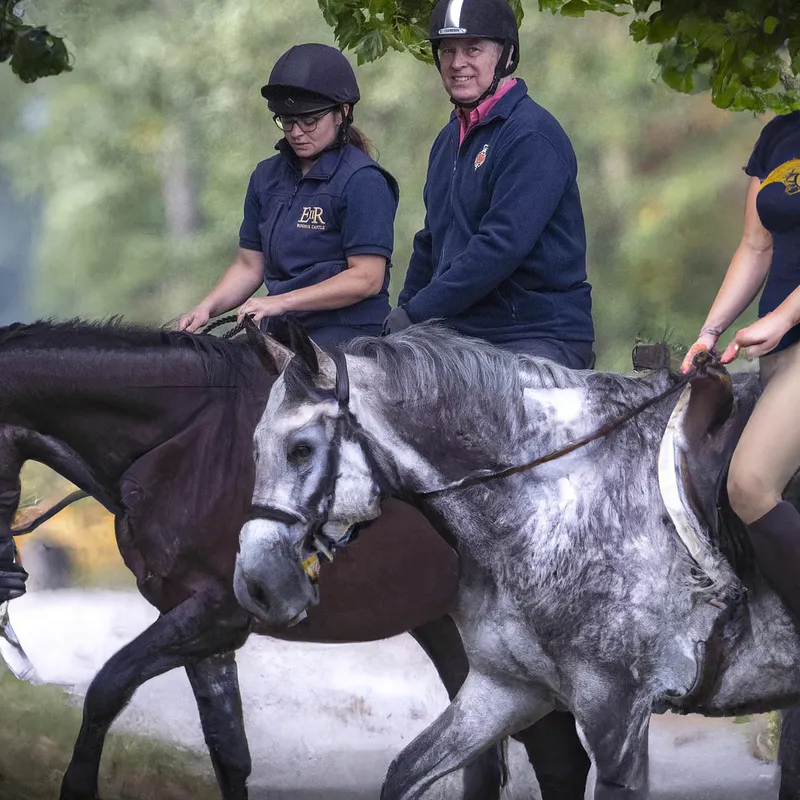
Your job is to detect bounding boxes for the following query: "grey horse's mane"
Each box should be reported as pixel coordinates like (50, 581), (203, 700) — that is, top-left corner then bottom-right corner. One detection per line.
(344, 323), (649, 405)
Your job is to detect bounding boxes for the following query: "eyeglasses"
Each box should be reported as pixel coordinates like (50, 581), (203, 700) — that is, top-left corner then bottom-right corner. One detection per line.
(273, 108), (334, 133)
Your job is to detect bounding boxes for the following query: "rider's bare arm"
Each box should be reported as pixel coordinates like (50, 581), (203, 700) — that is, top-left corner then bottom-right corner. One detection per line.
(271, 254), (387, 313)
(194, 247), (265, 318)
(699, 177), (773, 339)
(682, 178), (774, 371)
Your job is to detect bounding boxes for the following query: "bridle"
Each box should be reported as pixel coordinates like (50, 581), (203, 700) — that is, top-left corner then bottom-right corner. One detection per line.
(244, 347), (709, 580)
(245, 349), (390, 580)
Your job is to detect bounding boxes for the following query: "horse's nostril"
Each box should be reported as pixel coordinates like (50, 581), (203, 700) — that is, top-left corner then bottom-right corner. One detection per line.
(246, 579), (271, 611)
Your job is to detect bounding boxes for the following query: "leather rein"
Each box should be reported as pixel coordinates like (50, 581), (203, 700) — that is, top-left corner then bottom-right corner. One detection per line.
(245, 350), (703, 581)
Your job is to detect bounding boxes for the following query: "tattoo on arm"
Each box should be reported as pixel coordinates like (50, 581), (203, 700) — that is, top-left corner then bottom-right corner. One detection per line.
(700, 327), (723, 338)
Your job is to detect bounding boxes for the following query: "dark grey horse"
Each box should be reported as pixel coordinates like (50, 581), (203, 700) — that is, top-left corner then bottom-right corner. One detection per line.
(237, 322), (800, 800)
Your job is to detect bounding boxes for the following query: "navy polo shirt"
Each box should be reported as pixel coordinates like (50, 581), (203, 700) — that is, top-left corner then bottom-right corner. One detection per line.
(239, 141), (398, 331)
(399, 79), (593, 345)
(746, 111), (800, 353)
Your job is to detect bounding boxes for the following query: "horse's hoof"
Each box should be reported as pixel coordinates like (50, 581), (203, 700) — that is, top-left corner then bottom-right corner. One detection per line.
(59, 787), (101, 800)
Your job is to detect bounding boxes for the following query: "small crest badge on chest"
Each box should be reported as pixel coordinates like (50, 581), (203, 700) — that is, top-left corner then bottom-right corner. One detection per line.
(474, 144), (489, 171)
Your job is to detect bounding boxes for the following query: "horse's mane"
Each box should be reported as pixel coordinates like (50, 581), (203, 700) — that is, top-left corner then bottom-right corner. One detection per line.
(0, 318), (254, 386)
(343, 323), (642, 404)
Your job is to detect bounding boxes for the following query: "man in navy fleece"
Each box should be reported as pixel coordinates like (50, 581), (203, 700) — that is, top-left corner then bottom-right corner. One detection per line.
(384, 1), (595, 798)
(384, 0), (594, 370)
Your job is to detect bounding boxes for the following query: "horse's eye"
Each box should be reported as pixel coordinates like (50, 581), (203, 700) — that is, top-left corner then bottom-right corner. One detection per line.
(287, 443), (313, 465)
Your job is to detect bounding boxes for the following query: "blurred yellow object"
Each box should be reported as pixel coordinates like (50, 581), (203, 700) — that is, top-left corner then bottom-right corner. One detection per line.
(13, 464), (120, 579)
(14, 498), (120, 578)
(300, 553), (320, 582)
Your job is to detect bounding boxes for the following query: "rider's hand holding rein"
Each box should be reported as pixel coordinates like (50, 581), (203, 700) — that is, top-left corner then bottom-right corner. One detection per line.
(681, 174), (774, 374)
(679, 331), (720, 374)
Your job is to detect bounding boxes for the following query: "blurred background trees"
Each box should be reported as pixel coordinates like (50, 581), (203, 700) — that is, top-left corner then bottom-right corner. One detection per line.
(0, 0), (769, 367)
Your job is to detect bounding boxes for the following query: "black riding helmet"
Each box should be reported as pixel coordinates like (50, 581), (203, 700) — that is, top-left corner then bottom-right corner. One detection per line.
(261, 43), (360, 118)
(429, 0), (520, 108)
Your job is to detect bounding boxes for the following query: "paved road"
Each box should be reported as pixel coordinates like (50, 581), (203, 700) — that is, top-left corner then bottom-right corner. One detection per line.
(5, 590), (783, 799)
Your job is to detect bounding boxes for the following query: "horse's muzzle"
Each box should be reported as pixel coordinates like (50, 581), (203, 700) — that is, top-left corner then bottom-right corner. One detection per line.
(235, 519), (318, 626)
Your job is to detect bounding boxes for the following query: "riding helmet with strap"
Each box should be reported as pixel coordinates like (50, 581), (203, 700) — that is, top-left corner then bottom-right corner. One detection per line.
(261, 43), (360, 127)
(428, 0), (520, 109)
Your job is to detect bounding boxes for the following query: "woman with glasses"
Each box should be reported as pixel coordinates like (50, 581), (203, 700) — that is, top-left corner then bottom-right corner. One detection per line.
(178, 43), (398, 348)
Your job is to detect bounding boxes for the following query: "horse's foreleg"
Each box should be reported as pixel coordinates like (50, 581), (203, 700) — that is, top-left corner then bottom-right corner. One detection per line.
(59, 591), (249, 800)
(409, 615), (506, 800)
(380, 671), (552, 800)
(185, 650), (251, 800)
(577, 693), (651, 800)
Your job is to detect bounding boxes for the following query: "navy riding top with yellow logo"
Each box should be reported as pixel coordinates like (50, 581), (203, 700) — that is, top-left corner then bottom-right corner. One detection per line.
(238, 140), (398, 332)
(746, 111), (800, 352)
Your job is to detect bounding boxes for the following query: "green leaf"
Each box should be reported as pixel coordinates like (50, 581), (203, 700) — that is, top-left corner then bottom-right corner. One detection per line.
(647, 10), (680, 44)
(559, 0), (589, 18)
(629, 19), (648, 43)
(763, 16), (779, 35)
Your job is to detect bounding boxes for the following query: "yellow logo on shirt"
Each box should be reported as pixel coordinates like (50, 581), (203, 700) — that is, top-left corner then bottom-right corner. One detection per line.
(761, 158), (800, 195)
(297, 207), (326, 230)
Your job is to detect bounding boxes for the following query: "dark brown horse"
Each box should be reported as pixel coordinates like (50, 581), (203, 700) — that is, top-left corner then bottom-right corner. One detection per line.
(0, 320), (587, 800)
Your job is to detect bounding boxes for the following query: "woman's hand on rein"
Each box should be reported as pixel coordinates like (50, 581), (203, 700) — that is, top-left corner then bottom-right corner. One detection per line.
(680, 332), (719, 374)
(176, 306), (211, 333)
(236, 296), (286, 326)
(720, 311), (791, 363)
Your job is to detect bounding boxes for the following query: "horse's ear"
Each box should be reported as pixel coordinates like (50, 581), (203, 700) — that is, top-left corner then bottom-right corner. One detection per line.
(286, 320), (320, 374)
(286, 319), (336, 384)
(243, 316), (293, 373)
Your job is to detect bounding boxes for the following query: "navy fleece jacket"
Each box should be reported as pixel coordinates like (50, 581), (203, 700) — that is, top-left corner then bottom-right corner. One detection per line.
(399, 79), (593, 344)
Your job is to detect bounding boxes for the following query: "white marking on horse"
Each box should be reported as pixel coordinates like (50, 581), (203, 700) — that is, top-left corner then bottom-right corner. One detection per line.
(523, 387), (587, 428)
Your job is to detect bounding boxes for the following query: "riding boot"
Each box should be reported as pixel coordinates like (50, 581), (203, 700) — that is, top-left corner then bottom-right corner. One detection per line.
(748, 501), (800, 626)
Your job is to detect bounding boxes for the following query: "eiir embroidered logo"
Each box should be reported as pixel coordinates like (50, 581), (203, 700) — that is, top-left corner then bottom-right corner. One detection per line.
(297, 206), (326, 230)
(474, 144), (488, 171)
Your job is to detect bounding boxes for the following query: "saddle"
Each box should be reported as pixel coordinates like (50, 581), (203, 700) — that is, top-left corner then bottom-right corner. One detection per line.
(634, 344), (761, 594)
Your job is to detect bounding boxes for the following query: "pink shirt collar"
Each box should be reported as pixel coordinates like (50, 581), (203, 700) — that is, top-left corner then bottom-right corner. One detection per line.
(456, 78), (517, 146)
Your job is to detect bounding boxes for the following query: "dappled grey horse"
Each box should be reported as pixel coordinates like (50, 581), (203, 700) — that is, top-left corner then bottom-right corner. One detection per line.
(237, 322), (800, 800)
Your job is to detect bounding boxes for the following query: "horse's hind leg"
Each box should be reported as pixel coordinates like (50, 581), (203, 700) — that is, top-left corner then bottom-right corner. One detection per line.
(59, 591), (249, 800)
(513, 710), (591, 800)
(380, 671), (553, 800)
(185, 650), (251, 800)
(409, 616), (505, 800)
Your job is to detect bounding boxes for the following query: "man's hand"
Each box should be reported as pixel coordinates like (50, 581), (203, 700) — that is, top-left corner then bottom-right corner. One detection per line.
(720, 311), (792, 363)
(382, 307), (413, 336)
(236, 297), (286, 326)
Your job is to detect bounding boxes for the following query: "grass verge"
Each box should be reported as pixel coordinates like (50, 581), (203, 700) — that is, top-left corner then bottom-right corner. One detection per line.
(0, 668), (218, 800)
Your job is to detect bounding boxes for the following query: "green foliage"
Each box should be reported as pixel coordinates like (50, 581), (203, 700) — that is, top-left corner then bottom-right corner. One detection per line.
(7, 0), (800, 111)
(1, 0), (70, 82)
(316, 0), (524, 63)
(316, 0), (800, 112)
